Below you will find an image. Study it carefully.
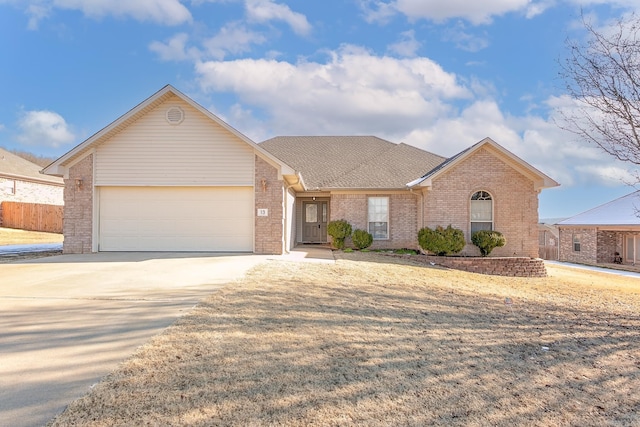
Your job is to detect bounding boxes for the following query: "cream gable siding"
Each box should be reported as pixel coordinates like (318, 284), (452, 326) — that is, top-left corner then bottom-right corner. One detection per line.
(94, 96), (254, 186)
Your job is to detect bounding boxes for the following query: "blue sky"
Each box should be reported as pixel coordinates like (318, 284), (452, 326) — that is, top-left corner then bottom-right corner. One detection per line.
(1, 0), (638, 219)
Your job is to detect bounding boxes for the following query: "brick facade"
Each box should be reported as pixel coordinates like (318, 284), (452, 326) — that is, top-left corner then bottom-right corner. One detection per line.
(63, 155), (93, 254)
(57, 147), (543, 257)
(423, 148), (539, 258)
(254, 155), (284, 254)
(299, 148), (542, 255)
(597, 230), (623, 263)
(329, 192), (420, 250)
(558, 227), (597, 264)
(558, 227), (626, 265)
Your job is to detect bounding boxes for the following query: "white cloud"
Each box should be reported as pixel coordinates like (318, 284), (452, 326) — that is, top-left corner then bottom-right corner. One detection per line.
(245, 0), (311, 35)
(359, 0), (399, 24)
(362, 0), (532, 25)
(400, 97), (633, 188)
(26, 4), (50, 30)
(361, 0), (640, 25)
(193, 43), (631, 188)
(16, 0), (192, 28)
(443, 23), (490, 52)
(149, 33), (200, 61)
(203, 22), (267, 59)
(387, 30), (421, 57)
(574, 164), (635, 185)
(17, 110), (75, 148)
(150, 23), (266, 62)
(195, 45), (471, 137)
(525, 0), (554, 19)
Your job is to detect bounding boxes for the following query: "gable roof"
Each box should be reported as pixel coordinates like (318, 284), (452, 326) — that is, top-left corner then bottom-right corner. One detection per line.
(0, 147), (63, 185)
(407, 137), (559, 191)
(558, 191), (640, 226)
(259, 136), (446, 190)
(42, 85), (294, 178)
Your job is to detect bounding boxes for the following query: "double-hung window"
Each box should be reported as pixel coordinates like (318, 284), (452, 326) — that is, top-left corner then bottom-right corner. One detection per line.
(470, 191), (493, 234)
(573, 234), (581, 252)
(368, 197), (389, 240)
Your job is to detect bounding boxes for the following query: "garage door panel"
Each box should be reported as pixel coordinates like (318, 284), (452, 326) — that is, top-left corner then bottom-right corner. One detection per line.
(99, 186), (253, 251)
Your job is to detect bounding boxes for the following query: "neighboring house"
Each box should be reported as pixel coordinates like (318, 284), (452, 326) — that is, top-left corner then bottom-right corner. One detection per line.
(0, 147), (64, 226)
(538, 219), (563, 260)
(43, 85), (559, 255)
(558, 191), (640, 265)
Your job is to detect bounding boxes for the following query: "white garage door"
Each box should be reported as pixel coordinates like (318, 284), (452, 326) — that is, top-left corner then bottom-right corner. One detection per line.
(99, 186), (253, 251)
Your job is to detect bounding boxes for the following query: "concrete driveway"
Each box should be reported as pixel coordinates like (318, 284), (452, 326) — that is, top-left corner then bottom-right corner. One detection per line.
(0, 252), (268, 427)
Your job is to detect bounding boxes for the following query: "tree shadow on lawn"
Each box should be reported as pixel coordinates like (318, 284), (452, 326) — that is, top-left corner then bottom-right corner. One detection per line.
(51, 261), (640, 427)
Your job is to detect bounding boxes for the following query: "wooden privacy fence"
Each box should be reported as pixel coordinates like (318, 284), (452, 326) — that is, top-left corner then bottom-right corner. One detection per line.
(539, 245), (558, 261)
(0, 201), (63, 233)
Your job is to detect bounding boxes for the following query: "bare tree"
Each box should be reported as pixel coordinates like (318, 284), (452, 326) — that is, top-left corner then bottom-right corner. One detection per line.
(6, 148), (57, 167)
(559, 13), (640, 166)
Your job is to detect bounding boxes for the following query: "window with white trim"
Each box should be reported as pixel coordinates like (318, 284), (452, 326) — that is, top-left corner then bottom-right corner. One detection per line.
(368, 197), (389, 240)
(573, 234), (581, 252)
(470, 191), (493, 234)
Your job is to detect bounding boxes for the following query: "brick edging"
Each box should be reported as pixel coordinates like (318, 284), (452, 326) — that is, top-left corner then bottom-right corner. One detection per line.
(382, 253), (547, 277)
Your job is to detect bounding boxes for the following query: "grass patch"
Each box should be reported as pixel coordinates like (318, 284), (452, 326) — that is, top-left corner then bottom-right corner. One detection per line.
(49, 252), (640, 426)
(0, 227), (63, 245)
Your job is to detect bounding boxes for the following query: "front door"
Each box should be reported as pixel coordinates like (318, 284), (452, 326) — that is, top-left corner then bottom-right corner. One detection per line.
(302, 201), (328, 243)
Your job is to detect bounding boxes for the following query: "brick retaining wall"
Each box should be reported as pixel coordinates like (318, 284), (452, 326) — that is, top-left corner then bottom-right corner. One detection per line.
(384, 253), (547, 277)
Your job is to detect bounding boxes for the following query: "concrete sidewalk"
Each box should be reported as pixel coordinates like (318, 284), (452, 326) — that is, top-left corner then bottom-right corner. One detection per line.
(545, 260), (640, 279)
(0, 242), (62, 255)
(0, 252), (268, 427)
(278, 245), (335, 263)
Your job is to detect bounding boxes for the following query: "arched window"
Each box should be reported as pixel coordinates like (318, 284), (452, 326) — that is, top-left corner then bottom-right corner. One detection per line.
(470, 191), (493, 234)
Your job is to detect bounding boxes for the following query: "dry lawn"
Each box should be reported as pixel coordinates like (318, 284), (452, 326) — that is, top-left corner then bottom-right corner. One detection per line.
(0, 227), (63, 245)
(50, 253), (640, 426)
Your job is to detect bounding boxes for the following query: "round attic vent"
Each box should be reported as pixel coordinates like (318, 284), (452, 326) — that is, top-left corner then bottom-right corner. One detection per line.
(166, 106), (184, 125)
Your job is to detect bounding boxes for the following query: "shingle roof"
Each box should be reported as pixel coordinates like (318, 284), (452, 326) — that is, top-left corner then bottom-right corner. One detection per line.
(0, 147), (63, 185)
(558, 191), (640, 226)
(259, 136), (446, 189)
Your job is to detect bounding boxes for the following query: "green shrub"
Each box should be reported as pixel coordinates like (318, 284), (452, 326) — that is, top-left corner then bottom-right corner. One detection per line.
(418, 225), (465, 256)
(471, 230), (506, 256)
(352, 229), (373, 250)
(327, 219), (352, 250)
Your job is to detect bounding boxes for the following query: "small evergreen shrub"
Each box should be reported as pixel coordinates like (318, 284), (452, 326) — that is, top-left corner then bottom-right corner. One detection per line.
(471, 230), (506, 256)
(418, 225), (465, 256)
(327, 219), (352, 250)
(352, 229), (373, 250)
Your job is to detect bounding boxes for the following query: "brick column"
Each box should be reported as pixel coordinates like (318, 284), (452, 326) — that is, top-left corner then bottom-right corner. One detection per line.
(63, 154), (93, 254)
(254, 156), (284, 254)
